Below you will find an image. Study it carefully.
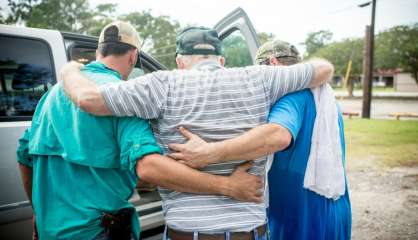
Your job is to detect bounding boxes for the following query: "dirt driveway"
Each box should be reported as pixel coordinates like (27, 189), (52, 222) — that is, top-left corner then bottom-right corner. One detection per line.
(348, 158), (418, 239)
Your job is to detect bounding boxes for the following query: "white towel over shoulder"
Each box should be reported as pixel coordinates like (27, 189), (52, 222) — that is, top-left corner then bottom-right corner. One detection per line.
(304, 84), (345, 200)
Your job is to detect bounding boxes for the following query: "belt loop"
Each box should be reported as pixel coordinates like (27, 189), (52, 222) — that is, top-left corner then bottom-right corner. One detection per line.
(225, 231), (231, 240)
(193, 231), (198, 240)
(253, 227), (259, 240)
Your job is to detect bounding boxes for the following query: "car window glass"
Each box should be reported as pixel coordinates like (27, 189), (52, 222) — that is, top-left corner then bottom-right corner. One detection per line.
(0, 35), (55, 121)
(222, 30), (253, 68)
(70, 45), (96, 64)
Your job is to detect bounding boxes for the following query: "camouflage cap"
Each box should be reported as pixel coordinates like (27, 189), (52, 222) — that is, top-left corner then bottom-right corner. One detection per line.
(99, 21), (142, 50)
(255, 39), (301, 65)
(176, 26), (222, 56)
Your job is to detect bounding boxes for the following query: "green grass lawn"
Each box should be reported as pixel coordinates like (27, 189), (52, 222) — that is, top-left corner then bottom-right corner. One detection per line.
(344, 119), (418, 168)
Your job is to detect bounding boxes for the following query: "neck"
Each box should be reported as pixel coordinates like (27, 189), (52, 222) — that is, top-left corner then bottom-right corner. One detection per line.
(97, 56), (128, 79)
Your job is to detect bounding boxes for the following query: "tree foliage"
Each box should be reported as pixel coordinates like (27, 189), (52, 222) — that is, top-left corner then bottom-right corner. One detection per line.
(303, 30), (333, 57)
(257, 32), (275, 45)
(121, 11), (180, 69)
(375, 24), (418, 81)
(222, 33), (252, 68)
(312, 38), (363, 76)
(6, 0), (92, 32)
(308, 25), (418, 82)
(4, 0), (182, 69)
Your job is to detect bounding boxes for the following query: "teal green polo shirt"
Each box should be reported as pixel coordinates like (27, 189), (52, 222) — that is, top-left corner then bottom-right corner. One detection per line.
(16, 61), (162, 240)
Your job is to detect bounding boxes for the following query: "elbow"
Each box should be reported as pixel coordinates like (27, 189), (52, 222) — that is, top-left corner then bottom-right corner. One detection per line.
(135, 155), (158, 183)
(310, 58), (334, 87)
(267, 124), (292, 152)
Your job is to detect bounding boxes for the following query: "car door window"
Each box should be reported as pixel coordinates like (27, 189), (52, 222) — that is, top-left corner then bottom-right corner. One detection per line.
(68, 43), (146, 79)
(0, 35), (55, 121)
(222, 31), (253, 68)
(70, 45), (96, 64)
(214, 8), (260, 67)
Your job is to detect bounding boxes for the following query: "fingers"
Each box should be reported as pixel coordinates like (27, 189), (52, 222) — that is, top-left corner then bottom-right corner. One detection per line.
(73, 60), (84, 68)
(178, 126), (196, 140)
(236, 161), (253, 172)
(59, 61), (84, 81)
(168, 143), (184, 152)
(167, 152), (184, 160)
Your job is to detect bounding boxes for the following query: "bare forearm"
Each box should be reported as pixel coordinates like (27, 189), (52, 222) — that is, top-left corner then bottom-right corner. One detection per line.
(136, 154), (231, 195)
(213, 124), (291, 162)
(61, 65), (111, 115)
(18, 164), (33, 204)
(306, 58), (334, 88)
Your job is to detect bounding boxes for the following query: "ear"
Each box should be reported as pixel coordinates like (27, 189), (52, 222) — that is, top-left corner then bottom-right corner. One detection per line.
(129, 49), (138, 67)
(219, 56), (225, 67)
(96, 49), (101, 59)
(176, 57), (185, 69)
(269, 56), (280, 66)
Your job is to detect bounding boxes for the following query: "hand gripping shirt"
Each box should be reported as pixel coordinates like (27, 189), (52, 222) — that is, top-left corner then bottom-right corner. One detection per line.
(98, 60), (315, 233)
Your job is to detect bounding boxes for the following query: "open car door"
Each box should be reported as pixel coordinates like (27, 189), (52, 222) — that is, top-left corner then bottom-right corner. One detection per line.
(214, 8), (261, 68)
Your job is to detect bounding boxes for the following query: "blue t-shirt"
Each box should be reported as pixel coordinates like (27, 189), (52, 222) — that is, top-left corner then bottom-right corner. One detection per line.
(267, 89), (351, 240)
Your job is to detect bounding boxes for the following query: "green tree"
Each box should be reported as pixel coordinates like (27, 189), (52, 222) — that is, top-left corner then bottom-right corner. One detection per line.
(121, 10), (180, 69)
(5, 0), (92, 32)
(375, 24), (418, 82)
(81, 3), (118, 36)
(257, 32), (275, 45)
(313, 38), (363, 76)
(303, 30), (333, 57)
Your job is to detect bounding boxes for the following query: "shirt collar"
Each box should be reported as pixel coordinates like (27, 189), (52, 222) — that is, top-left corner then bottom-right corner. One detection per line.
(84, 61), (123, 80)
(192, 59), (223, 71)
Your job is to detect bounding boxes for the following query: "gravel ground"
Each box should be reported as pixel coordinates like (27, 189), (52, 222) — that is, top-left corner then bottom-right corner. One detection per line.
(348, 160), (418, 239)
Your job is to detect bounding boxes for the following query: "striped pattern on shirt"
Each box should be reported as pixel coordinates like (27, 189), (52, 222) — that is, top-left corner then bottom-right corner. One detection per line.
(99, 60), (314, 233)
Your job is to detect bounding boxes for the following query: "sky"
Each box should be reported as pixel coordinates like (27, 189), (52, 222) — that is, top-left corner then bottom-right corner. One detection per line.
(87, 0), (418, 52)
(2, 0), (417, 52)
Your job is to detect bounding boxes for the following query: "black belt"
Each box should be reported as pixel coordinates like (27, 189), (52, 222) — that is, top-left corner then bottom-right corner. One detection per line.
(167, 224), (267, 240)
(100, 207), (134, 240)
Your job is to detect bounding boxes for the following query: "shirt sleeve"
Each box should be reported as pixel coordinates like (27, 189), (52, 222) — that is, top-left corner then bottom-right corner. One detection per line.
(268, 92), (307, 149)
(16, 128), (33, 168)
(117, 117), (162, 171)
(258, 63), (314, 106)
(99, 71), (169, 119)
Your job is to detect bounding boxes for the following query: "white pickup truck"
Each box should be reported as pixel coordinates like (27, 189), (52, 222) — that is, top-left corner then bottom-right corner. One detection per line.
(0, 8), (260, 239)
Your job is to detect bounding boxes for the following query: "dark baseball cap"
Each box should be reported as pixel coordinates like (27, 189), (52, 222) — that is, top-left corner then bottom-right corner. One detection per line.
(176, 26), (222, 56)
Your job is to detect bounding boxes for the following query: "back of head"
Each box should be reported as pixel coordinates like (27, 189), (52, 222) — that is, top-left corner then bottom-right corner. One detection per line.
(255, 39), (301, 66)
(175, 26), (224, 69)
(97, 21), (142, 57)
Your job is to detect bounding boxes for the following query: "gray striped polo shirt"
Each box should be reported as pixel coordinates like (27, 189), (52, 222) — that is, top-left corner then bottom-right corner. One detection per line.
(99, 60), (314, 233)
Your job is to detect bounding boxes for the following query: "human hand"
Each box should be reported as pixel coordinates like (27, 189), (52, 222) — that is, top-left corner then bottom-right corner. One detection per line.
(59, 61), (84, 82)
(225, 162), (263, 203)
(168, 126), (221, 169)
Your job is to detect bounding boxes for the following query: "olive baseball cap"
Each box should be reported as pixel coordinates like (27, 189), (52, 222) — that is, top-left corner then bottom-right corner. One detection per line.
(99, 21), (142, 50)
(176, 26), (222, 56)
(255, 39), (301, 65)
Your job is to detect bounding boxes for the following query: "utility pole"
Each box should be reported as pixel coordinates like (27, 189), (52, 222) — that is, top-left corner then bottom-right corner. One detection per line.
(360, 0), (376, 118)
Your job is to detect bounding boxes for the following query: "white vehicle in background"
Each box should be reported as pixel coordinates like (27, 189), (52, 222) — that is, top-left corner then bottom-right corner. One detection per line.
(0, 8), (260, 239)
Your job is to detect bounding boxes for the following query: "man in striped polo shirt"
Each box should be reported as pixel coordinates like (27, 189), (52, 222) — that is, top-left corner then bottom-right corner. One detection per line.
(60, 26), (333, 240)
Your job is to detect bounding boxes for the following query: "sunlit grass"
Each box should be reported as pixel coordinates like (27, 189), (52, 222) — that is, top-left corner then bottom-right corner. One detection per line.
(344, 119), (418, 168)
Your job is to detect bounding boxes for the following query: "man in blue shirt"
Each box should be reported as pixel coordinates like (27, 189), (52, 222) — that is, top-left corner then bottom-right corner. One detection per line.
(16, 22), (263, 240)
(167, 40), (352, 239)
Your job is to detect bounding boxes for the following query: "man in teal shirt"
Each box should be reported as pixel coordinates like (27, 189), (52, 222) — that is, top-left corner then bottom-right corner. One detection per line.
(16, 22), (263, 240)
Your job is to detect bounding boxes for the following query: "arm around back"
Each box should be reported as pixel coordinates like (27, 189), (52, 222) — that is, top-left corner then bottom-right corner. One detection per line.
(306, 57), (334, 88)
